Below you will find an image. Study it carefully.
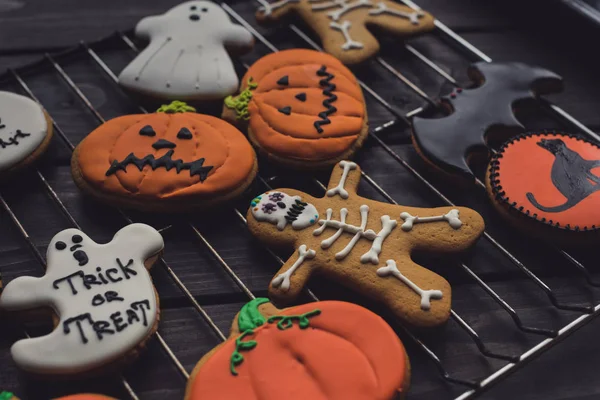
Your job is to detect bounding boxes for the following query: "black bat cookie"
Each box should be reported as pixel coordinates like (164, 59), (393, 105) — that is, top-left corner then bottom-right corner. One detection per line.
(412, 62), (563, 180)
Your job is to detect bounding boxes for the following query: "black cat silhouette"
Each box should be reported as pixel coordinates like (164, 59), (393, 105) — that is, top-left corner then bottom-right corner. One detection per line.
(526, 138), (600, 213)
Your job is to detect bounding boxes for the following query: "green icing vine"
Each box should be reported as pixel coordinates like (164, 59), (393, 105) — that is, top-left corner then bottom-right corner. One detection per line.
(268, 309), (321, 330)
(156, 100), (196, 114)
(224, 78), (257, 121)
(0, 391), (14, 400)
(229, 300), (321, 376)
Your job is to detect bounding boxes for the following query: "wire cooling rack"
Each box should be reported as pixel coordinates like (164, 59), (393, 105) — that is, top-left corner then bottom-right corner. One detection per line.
(1, 0), (600, 399)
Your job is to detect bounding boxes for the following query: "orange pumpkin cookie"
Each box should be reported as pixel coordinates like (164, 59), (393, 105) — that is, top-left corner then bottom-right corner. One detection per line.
(486, 132), (600, 244)
(72, 101), (257, 211)
(222, 49), (368, 169)
(255, 0), (434, 65)
(247, 160), (485, 327)
(185, 298), (410, 400)
(55, 395), (117, 400)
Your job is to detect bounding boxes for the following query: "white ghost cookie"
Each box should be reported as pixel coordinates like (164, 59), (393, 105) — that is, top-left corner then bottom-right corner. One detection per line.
(0, 91), (52, 173)
(0, 224), (164, 376)
(118, 1), (254, 101)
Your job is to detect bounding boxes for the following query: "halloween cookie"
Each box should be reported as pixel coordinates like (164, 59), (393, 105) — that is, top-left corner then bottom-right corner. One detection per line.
(412, 62), (563, 181)
(222, 49), (368, 169)
(0, 91), (53, 174)
(118, 1), (254, 100)
(247, 160), (485, 327)
(56, 396), (116, 400)
(255, 0), (434, 65)
(486, 132), (600, 245)
(0, 224), (163, 376)
(185, 298), (410, 399)
(72, 101), (257, 211)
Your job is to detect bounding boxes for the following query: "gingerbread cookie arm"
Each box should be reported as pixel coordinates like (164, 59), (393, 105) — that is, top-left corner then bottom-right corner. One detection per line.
(255, 0), (299, 20)
(325, 160), (360, 199)
(269, 244), (318, 301)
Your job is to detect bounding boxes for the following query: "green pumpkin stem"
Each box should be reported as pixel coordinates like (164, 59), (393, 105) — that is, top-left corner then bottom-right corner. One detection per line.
(238, 297), (270, 332)
(224, 78), (257, 121)
(156, 100), (196, 114)
(0, 391), (14, 400)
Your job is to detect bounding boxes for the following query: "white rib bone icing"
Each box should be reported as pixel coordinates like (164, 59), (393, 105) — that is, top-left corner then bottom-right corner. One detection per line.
(377, 260), (443, 310)
(271, 244), (316, 291)
(400, 209), (462, 232)
(326, 160), (358, 199)
(359, 215), (397, 264)
(368, 1), (424, 24)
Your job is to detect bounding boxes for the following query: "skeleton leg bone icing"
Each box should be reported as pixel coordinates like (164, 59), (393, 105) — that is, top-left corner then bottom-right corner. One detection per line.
(377, 260), (443, 310)
(326, 0), (373, 21)
(400, 209), (462, 232)
(271, 245), (317, 291)
(257, 0), (301, 16)
(326, 160), (358, 199)
(368, 1), (425, 24)
(330, 21), (364, 51)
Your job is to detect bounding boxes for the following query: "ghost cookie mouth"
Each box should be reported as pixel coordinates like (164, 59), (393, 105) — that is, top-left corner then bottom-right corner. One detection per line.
(105, 148), (214, 181)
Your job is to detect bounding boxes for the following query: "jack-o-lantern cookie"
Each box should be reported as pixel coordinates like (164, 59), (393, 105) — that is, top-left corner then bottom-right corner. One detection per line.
(247, 160), (485, 327)
(0, 224), (164, 377)
(118, 1), (254, 100)
(255, 0), (434, 65)
(185, 298), (410, 400)
(486, 132), (600, 245)
(72, 101), (257, 211)
(0, 91), (53, 174)
(222, 49), (368, 169)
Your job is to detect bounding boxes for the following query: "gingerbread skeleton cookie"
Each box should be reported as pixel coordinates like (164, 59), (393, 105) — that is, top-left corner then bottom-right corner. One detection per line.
(118, 1), (254, 100)
(0, 91), (53, 174)
(72, 101), (257, 211)
(222, 49), (368, 168)
(185, 298), (410, 399)
(412, 62), (563, 180)
(256, 0), (434, 65)
(0, 224), (163, 376)
(247, 161), (485, 327)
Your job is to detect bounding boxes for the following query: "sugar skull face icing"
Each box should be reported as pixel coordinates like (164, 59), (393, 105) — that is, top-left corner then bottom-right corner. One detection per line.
(250, 191), (319, 230)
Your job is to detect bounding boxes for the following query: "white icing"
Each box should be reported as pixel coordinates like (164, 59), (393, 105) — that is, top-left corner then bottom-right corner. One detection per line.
(118, 1), (254, 100)
(313, 206), (397, 264)
(271, 244), (316, 290)
(400, 209), (462, 232)
(251, 191), (319, 231)
(368, 1), (424, 24)
(377, 260), (443, 310)
(330, 21), (364, 51)
(257, 0), (300, 15)
(0, 224), (164, 374)
(320, 0), (373, 21)
(326, 160), (358, 198)
(0, 91), (48, 172)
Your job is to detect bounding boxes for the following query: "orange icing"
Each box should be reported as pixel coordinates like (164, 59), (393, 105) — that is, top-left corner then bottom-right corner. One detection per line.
(495, 133), (600, 228)
(188, 301), (407, 400)
(241, 49), (366, 162)
(77, 113), (255, 200)
(55, 395), (116, 400)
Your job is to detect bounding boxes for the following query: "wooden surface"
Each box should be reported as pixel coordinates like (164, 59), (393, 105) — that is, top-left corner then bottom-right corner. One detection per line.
(1, 0), (600, 399)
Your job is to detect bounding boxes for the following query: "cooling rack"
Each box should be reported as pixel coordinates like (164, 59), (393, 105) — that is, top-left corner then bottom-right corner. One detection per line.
(0, 0), (599, 399)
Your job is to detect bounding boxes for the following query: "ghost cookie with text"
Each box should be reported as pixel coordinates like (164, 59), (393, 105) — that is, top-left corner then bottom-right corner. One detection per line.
(0, 224), (163, 377)
(487, 132), (600, 245)
(185, 298), (410, 399)
(72, 101), (257, 211)
(247, 161), (485, 327)
(118, 1), (253, 101)
(412, 62), (563, 181)
(222, 49), (368, 169)
(0, 91), (53, 175)
(256, 0), (434, 65)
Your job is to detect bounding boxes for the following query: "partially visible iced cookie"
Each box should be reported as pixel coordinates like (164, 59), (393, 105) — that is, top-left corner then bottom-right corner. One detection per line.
(118, 1), (254, 100)
(222, 49), (368, 169)
(0, 224), (164, 377)
(0, 91), (53, 174)
(0, 392), (17, 400)
(56, 395), (116, 400)
(185, 298), (410, 400)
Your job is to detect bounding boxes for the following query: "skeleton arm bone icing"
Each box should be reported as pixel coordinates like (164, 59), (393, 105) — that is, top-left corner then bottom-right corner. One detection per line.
(400, 209), (462, 232)
(257, 0), (300, 16)
(368, 2), (424, 24)
(377, 260), (443, 310)
(271, 245), (317, 291)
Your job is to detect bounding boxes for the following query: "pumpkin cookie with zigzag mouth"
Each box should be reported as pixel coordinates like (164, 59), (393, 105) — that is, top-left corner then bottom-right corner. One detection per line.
(72, 101), (257, 211)
(222, 49), (368, 169)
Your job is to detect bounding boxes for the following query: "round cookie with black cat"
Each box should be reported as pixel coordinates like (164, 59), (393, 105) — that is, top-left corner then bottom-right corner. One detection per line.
(486, 131), (600, 244)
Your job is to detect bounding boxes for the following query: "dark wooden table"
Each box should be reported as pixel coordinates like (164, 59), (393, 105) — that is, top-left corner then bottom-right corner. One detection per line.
(1, 0), (600, 399)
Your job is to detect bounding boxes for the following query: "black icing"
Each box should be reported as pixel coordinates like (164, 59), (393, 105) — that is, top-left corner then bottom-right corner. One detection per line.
(55, 241), (67, 250)
(190, 5), (197, 10)
(105, 149), (213, 181)
(177, 127), (193, 140)
(295, 93), (307, 102)
(284, 199), (307, 223)
(152, 139), (176, 150)
(0, 118), (5, 129)
(314, 65), (338, 134)
(277, 76), (289, 86)
(0, 129), (31, 148)
(72, 234), (83, 243)
(190, 14), (200, 21)
(278, 106), (291, 115)
(139, 125), (156, 137)
(73, 250), (89, 266)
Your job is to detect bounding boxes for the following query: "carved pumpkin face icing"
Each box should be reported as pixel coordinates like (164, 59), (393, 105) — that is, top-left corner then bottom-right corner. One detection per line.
(185, 299), (409, 400)
(222, 49), (368, 168)
(72, 102), (257, 211)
